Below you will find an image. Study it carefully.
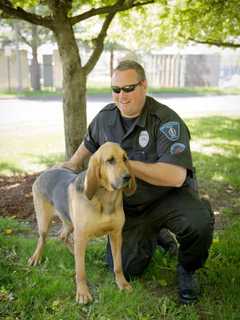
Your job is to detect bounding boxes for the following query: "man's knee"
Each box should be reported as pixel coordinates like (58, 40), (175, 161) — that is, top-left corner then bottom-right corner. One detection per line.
(177, 199), (214, 271)
(198, 198), (215, 242)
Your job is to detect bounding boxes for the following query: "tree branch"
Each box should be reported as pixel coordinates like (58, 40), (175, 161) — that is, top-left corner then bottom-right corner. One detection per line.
(79, 0), (154, 75)
(0, 1), (53, 29)
(83, 11), (117, 75)
(70, 0), (154, 25)
(188, 37), (240, 49)
(16, 30), (32, 47)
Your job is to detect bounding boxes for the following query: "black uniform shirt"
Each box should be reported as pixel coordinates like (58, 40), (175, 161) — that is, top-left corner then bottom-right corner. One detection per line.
(84, 96), (193, 207)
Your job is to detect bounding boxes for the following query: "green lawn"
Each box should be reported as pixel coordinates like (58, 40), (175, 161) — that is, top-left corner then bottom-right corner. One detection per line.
(0, 116), (240, 319)
(1, 86), (240, 98)
(1, 216), (240, 319)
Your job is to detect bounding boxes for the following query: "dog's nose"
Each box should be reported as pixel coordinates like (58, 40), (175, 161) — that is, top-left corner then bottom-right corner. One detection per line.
(122, 173), (130, 184)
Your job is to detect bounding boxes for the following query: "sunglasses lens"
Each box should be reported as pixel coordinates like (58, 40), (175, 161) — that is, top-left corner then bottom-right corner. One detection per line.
(112, 82), (141, 94)
(112, 87), (121, 94)
(122, 85), (135, 93)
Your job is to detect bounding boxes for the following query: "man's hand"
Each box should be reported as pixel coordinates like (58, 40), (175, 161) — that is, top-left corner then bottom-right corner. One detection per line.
(61, 161), (82, 173)
(61, 143), (92, 173)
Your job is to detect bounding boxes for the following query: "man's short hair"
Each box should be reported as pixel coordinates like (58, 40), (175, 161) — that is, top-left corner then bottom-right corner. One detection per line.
(114, 60), (146, 81)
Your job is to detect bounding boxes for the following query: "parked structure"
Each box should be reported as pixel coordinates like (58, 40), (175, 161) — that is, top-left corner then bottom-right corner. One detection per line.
(0, 49), (30, 91)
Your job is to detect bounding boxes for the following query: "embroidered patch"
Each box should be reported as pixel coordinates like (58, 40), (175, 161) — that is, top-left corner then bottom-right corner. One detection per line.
(160, 121), (180, 141)
(170, 143), (186, 155)
(139, 130), (149, 148)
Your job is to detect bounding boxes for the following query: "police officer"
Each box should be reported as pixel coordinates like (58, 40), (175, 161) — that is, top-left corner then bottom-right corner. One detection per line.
(63, 60), (214, 304)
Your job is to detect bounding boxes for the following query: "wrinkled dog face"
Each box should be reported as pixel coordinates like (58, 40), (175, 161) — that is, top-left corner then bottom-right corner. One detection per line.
(98, 143), (131, 191)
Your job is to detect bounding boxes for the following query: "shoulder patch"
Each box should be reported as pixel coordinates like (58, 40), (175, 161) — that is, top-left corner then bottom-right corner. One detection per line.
(160, 121), (180, 141)
(170, 143), (186, 155)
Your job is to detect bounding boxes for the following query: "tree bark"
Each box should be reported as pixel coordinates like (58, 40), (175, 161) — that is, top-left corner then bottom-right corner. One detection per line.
(53, 16), (87, 159)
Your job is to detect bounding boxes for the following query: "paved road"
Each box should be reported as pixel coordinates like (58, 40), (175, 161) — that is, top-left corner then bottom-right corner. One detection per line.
(0, 95), (240, 131)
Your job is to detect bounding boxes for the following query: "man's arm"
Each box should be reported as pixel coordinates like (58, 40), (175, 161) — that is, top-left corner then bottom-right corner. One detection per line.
(129, 160), (187, 187)
(62, 143), (92, 172)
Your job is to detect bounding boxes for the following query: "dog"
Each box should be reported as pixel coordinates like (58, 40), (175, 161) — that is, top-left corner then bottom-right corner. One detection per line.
(28, 142), (136, 304)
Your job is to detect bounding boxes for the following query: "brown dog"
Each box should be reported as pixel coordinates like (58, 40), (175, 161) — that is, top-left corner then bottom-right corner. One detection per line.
(28, 142), (136, 304)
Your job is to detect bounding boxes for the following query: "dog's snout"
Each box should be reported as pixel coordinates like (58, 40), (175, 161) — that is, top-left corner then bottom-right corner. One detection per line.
(122, 173), (130, 183)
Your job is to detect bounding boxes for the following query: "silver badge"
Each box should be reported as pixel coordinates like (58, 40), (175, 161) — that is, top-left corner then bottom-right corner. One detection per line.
(139, 130), (149, 148)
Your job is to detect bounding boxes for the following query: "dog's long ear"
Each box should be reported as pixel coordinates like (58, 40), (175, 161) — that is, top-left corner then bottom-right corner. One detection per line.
(123, 163), (137, 196)
(84, 156), (100, 200)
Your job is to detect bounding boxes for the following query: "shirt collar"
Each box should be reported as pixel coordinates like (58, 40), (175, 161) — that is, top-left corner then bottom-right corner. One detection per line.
(109, 96), (150, 127)
(135, 96), (149, 128)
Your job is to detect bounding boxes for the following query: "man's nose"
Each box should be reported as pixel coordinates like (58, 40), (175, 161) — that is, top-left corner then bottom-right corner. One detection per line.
(119, 90), (128, 98)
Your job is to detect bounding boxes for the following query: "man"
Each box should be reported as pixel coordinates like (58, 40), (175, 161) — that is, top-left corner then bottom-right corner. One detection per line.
(63, 60), (214, 304)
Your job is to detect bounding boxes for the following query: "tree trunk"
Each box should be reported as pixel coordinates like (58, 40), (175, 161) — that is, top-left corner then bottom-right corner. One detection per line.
(31, 25), (41, 91)
(54, 19), (87, 159)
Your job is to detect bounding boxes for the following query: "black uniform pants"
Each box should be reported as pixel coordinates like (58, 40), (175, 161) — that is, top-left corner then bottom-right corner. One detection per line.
(106, 187), (214, 279)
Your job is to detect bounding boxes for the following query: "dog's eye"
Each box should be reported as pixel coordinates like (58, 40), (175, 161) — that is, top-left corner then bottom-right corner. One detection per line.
(106, 157), (116, 165)
(123, 155), (128, 162)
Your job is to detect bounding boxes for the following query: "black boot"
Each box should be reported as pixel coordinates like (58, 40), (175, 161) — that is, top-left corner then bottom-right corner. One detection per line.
(157, 228), (178, 257)
(177, 265), (200, 304)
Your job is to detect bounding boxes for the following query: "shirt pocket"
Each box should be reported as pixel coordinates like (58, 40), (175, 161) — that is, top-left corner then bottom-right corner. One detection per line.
(129, 149), (158, 163)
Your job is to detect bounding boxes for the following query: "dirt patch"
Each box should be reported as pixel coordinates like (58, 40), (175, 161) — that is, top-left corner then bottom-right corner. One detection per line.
(0, 174), (238, 232)
(0, 174), (38, 219)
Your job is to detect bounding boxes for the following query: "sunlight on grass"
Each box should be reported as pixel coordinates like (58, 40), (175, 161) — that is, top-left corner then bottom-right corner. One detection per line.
(0, 128), (65, 174)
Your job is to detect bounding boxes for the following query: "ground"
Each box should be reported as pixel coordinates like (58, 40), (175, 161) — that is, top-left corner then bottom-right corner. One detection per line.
(0, 174), (37, 220)
(0, 173), (236, 232)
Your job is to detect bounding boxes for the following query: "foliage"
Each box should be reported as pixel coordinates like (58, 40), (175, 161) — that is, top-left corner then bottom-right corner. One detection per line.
(168, 0), (240, 48)
(108, 3), (172, 51)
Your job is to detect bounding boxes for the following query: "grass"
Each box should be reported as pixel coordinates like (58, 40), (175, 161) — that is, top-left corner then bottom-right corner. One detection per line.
(0, 128), (65, 175)
(0, 216), (240, 319)
(0, 116), (240, 319)
(1, 86), (240, 98)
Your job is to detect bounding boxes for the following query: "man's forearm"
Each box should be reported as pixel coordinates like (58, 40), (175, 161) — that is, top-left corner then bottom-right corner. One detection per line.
(129, 160), (187, 187)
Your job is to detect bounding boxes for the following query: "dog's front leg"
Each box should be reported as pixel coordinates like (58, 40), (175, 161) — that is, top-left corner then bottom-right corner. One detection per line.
(74, 230), (93, 304)
(109, 230), (132, 291)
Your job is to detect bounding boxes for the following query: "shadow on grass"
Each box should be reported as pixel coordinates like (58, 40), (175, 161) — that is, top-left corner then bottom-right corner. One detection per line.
(24, 153), (65, 168)
(0, 161), (26, 175)
(0, 153), (65, 175)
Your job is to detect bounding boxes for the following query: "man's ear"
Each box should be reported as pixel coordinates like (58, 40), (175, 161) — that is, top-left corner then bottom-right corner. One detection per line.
(84, 156), (100, 200)
(142, 79), (148, 93)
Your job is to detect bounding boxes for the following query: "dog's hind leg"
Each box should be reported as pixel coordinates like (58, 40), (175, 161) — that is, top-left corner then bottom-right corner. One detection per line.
(57, 213), (74, 254)
(28, 183), (54, 266)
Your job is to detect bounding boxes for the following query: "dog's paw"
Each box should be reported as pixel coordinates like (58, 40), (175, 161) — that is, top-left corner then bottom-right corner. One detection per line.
(28, 255), (41, 266)
(119, 281), (132, 291)
(116, 276), (133, 292)
(76, 287), (93, 304)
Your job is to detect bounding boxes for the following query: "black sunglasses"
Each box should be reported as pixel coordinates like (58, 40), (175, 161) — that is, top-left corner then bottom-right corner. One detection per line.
(111, 81), (142, 94)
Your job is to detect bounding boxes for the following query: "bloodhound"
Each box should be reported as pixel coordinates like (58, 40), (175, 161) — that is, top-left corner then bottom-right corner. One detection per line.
(28, 142), (136, 304)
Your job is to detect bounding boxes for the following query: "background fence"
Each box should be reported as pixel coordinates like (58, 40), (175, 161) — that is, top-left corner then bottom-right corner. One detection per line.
(0, 47), (239, 91)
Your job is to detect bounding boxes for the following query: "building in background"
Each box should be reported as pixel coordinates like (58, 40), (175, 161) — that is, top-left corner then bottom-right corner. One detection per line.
(0, 44), (239, 91)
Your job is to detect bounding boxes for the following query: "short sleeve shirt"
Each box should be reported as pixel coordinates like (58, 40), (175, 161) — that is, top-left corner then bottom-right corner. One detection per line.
(84, 96), (193, 206)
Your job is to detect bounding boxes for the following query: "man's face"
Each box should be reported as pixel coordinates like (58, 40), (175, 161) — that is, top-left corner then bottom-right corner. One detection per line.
(111, 69), (147, 118)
